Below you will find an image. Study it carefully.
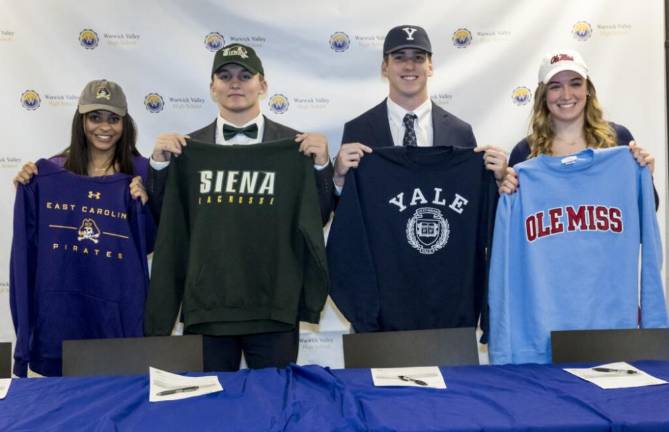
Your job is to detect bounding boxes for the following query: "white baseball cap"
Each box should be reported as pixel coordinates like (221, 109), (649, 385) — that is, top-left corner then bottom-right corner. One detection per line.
(538, 49), (589, 84)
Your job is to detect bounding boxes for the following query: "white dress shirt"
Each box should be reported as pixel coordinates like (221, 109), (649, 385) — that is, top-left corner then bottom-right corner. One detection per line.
(386, 96), (433, 147)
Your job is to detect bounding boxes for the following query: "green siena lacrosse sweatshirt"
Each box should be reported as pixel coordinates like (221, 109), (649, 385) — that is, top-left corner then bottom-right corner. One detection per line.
(144, 139), (329, 336)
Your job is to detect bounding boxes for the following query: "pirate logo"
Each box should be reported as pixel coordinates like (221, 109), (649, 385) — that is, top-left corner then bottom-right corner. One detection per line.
(77, 218), (101, 244)
(406, 207), (449, 255)
(95, 86), (111, 100)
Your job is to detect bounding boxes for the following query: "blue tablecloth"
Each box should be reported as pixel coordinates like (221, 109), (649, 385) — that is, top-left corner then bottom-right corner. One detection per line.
(2, 361), (669, 431)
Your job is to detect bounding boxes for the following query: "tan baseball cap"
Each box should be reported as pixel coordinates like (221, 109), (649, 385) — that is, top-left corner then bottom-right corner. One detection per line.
(78, 79), (128, 116)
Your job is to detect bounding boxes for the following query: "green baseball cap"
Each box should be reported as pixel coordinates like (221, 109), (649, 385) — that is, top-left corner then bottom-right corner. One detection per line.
(211, 44), (264, 76)
(78, 79), (128, 117)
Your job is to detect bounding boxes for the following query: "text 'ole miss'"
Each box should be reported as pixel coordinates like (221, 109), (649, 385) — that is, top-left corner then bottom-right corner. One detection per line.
(525, 204), (623, 242)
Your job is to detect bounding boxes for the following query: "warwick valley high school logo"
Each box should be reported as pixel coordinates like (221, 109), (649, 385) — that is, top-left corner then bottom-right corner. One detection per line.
(79, 29), (99, 49)
(204, 32), (225, 52)
(20, 90), (41, 111)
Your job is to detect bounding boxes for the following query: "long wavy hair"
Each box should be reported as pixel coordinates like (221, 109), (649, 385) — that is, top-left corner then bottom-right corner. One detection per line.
(528, 78), (616, 158)
(61, 111), (139, 176)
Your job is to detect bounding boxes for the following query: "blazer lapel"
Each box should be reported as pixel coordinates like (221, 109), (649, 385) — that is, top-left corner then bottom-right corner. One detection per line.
(369, 99), (394, 147)
(431, 101), (450, 147)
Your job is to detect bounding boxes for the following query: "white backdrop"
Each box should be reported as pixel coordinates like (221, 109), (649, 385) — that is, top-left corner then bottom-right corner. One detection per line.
(1, 0), (666, 369)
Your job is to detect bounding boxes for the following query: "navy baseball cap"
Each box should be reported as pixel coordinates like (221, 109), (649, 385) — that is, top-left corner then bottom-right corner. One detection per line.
(383, 25), (432, 55)
(212, 43), (264, 76)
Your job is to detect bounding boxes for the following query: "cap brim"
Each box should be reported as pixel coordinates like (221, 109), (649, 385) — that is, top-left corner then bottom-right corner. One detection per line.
(213, 61), (260, 75)
(542, 65), (588, 84)
(79, 104), (126, 117)
(384, 44), (432, 54)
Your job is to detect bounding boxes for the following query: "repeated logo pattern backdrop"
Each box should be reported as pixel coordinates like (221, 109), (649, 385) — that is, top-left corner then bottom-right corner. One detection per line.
(0, 0), (666, 368)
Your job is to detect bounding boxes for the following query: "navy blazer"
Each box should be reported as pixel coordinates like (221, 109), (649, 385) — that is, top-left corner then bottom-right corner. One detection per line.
(147, 116), (335, 224)
(341, 99), (477, 149)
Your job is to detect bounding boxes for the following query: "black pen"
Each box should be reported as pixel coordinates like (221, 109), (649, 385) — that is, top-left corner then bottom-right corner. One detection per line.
(398, 375), (428, 386)
(156, 385), (200, 396)
(592, 367), (638, 375)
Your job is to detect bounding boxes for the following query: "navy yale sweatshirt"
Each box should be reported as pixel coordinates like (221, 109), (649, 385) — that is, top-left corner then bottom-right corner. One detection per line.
(145, 139), (328, 336)
(10, 160), (150, 377)
(328, 147), (497, 334)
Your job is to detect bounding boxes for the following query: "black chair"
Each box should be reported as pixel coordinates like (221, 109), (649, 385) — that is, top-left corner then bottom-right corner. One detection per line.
(551, 328), (669, 363)
(62, 335), (203, 376)
(0, 342), (11, 378)
(343, 327), (479, 368)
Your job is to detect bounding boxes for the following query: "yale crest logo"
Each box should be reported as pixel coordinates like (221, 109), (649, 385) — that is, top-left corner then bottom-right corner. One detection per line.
(204, 32), (225, 52)
(511, 86), (532, 106)
(329, 32), (350, 52)
(144, 93), (165, 113)
(268, 93), (289, 114)
(77, 218), (101, 244)
(20, 90), (41, 111)
(406, 207), (450, 255)
(452, 28), (472, 48)
(79, 29), (99, 49)
(572, 21), (592, 41)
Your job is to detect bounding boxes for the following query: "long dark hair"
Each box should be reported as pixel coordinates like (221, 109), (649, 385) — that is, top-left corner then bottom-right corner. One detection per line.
(61, 111), (140, 176)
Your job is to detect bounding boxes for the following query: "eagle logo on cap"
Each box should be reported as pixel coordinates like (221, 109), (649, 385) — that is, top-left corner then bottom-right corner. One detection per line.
(221, 45), (249, 59)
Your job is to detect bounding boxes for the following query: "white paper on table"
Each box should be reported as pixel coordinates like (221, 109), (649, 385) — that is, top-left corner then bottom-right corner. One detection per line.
(0, 379), (11, 400)
(371, 366), (446, 389)
(564, 361), (668, 389)
(149, 367), (223, 402)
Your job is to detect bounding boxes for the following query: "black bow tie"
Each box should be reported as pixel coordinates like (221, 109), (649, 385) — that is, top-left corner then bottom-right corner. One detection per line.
(222, 123), (259, 140)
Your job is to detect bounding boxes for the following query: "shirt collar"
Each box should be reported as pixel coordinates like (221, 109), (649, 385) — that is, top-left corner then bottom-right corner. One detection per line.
(387, 97), (432, 125)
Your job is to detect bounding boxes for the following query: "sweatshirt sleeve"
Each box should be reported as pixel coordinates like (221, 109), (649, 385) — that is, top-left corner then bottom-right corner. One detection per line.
(9, 183), (38, 377)
(488, 193), (515, 364)
(478, 171), (499, 344)
(638, 166), (668, 327)
(144, 160), (189, 335)
(326, 170), (381, 332)
(298, 157), (329, 323)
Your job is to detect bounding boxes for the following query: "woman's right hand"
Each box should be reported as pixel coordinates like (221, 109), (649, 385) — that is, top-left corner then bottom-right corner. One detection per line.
(13, 162), (38, 186)
(151, 133), (190, 162)
(498, 167), (519, 194)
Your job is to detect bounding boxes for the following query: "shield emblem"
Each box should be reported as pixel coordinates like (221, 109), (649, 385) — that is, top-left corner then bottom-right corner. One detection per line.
(415, 215), (440, 247)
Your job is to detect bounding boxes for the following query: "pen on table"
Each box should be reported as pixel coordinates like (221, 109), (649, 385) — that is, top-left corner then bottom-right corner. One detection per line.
(592, 367), (638, 375)
(156, 385), (200, 396)
(398, 375), (428, 386)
